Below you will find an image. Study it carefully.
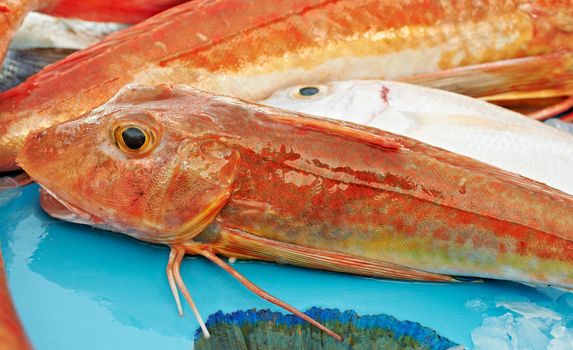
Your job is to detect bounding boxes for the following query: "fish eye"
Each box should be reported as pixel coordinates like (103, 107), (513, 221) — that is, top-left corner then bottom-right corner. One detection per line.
(293, 85), (326, 99)
(122, 127), (146, 150)
(114, 124), (155, 155)
(298, 86), (320, 96)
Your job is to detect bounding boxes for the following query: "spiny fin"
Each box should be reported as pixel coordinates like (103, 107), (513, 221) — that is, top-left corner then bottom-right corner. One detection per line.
(207, 225), (457, 283)
(401, 50), (573, 101)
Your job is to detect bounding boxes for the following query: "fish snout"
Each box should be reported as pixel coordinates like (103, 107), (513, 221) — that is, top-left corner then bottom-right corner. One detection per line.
(16, 124), (80, 183)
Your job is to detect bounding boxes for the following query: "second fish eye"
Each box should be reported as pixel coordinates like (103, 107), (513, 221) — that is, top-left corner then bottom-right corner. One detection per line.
(298, 86), (320, 97)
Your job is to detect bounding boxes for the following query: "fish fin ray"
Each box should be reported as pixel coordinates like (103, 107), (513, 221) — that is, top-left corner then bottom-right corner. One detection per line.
(185, 242), (343, 341)
(168, 245), (210, 338)
(166, 248), (184, 317)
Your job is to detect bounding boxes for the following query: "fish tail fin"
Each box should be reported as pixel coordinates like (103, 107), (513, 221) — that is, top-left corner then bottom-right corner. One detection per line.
(401, 50), (573, 118)
(39, 0), (187, 24)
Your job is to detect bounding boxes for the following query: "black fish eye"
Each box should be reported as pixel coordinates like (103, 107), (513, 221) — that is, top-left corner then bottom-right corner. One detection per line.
(121, 127), (147, 150)
(298, 86), (320, 96)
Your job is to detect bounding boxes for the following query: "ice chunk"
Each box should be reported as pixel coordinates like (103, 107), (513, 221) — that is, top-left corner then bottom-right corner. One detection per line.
(471, 298), (573, 350)
(534, 285), (570, 302)
(548, 325), (573, 350)
(465, 298), (489, 312)
(472, 313), (551, 350)
(472, 313), (517, 350)
(515, 317), (549, 349)
(498, 301), (562, 320)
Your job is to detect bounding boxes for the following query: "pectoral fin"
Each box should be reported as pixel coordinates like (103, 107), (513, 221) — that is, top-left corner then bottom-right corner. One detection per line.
(206, 225), (457, 283)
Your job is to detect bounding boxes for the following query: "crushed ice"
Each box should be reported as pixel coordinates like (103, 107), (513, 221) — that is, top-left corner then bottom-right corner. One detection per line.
(470, 289), (573, 350)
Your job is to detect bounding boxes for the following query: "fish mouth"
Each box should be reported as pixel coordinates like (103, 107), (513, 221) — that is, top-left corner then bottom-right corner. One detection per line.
(39, 187), (99, 226)
(39, 187), (127, 234)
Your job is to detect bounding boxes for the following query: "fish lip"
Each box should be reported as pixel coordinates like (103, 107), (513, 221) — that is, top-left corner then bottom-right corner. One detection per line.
(38, 186), (99, 226)
(38, 187), (142, 236)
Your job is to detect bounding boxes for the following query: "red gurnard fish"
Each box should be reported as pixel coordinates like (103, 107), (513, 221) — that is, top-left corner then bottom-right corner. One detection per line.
(17, 84), (573, 339)
(2, 0), (573, 173)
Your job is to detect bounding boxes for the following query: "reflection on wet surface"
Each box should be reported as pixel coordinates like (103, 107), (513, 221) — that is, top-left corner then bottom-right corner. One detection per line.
(1, 185), (570, 349)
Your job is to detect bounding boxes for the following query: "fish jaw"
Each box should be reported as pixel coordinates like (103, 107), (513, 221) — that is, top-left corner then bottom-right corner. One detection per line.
(39, 187), (152, 236)
(39, 187), (102, 226)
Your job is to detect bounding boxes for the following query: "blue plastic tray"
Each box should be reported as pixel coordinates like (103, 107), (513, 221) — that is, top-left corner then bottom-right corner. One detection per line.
(1, 184), (568, 349)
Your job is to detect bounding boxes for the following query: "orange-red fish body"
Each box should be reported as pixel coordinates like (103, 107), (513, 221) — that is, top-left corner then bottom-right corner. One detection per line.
(189, 91), (573, 287)
(2, 0), (573, 172)
(17, 85), (573, 289)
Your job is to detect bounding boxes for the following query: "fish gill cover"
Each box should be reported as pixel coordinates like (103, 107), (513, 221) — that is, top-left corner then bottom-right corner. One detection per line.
(194, 307), (460, 350)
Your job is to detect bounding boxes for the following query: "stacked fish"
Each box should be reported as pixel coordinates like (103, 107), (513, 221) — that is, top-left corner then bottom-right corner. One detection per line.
(1, 0), (573, 348)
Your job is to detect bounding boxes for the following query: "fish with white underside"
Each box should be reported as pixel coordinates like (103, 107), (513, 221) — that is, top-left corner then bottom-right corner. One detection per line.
(261, 80), (573, 195)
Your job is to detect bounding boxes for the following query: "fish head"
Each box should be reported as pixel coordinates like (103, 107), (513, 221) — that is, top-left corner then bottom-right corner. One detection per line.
(17, 84), (240, 245)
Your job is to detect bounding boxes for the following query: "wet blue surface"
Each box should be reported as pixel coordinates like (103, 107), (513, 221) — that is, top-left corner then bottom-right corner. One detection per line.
(0, 184), (567, 349)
